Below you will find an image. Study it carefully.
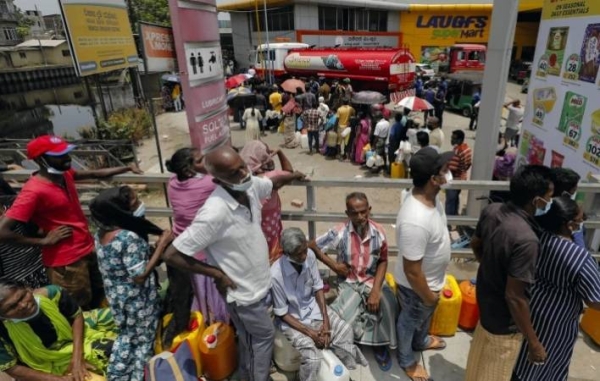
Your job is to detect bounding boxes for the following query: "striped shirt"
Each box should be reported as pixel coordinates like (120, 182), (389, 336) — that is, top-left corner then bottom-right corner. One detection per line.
(316, 220), (388, 288)
(448, 143), (472, 180)
(513, 232), (600, 381)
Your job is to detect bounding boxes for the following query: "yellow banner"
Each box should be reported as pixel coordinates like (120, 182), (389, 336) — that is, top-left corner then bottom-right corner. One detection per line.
(60, 1), (138, 76)
(542, 0), (600, 20)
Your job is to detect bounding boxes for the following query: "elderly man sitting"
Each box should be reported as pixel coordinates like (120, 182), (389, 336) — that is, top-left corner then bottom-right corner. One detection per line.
(271, 228), (367, 381)
(311, 192), (398, 371)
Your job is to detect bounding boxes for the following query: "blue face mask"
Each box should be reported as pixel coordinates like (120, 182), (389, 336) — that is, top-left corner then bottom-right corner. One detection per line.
(133, 202), (146, 217)
(534, 197), (553, 217)
(6, 296), (41, 323)
(572, 222), (584, 234)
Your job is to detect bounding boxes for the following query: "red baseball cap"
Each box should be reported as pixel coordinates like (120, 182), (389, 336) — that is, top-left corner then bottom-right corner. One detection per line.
(27, 135), (76, 160)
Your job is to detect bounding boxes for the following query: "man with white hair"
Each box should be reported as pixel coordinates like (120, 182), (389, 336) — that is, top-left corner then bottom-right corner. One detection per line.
(271, 228), (367, 381)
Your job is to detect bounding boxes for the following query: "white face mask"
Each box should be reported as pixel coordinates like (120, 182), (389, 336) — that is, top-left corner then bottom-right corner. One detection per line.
(133, 202), (146, 217)
(572, 222), (584, 234)
(5, 295), (41, 323)
(534, 197), (553, 217)
(563, 191), (577, 201)
(440, 171), (453, 189)
(220, 172), (252, 192)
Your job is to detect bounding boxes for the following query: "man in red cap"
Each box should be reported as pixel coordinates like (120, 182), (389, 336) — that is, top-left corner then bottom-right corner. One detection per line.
(0, 135), (143, 309)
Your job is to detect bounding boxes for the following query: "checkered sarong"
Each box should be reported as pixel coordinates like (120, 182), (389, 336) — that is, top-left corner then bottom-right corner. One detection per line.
(282, 308), (368, 381)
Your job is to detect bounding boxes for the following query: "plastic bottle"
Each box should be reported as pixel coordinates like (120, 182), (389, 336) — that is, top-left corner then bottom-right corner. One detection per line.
(459, 278), (480, 331)
(317, 350), (350, 381)
(199, 323), (237, 380)
(429, 274), (462, 336)
(581, 307), (600, 345)
(273, 329), (302, 372)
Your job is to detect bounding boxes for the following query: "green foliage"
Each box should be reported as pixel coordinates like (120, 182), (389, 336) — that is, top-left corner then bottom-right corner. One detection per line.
(128, 0), (171, 31)
(78, 108), (153, 143)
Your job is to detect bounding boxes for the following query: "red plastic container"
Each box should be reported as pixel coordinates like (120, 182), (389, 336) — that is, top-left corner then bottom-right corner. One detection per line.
(458, 278), (480, 331)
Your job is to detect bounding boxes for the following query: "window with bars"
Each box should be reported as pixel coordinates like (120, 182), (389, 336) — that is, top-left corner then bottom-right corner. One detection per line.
(250, 5), (294, 32)
(318, 6), (387, 32)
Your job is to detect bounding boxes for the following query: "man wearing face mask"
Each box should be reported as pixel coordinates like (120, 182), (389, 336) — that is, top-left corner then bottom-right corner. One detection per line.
(0, 136), (143, 310)
(394, 147), (453, 381)
(550, 167), (584, 249)
(311, 193), (398, 372)
(162, 145), (305, 381)
(465, 165), (554, 381)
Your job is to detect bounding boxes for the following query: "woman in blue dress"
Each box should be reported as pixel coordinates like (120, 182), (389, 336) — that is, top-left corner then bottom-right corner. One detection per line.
(90, 186), (173, 381)
(512, 196), (600, 381)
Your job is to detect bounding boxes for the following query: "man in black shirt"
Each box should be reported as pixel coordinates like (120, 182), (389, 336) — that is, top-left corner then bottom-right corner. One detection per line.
(465, 165), (553, 381)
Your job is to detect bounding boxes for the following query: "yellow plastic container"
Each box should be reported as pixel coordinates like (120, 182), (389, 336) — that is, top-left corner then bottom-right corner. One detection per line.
(156, 311), (205, 377)
(199, 322), (238, 380)
(390, 162), (406, 179)
(429, 275), (462, 337)
(385, 272), (397, 293)
(581, 307), (600, 345)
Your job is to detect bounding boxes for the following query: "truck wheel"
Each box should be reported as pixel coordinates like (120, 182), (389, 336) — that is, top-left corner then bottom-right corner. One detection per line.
(462, 107), (471, 117)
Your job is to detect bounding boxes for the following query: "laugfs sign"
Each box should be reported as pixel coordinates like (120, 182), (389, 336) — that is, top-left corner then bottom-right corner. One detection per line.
(167, 0), (229, 152)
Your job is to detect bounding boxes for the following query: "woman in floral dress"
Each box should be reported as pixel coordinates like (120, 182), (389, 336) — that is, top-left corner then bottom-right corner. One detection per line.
(240, 140), (298, 264)
(90, 186), (173, 381)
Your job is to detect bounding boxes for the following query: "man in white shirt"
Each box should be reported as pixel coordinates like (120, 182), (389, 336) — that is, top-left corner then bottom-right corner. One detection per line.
(504, 100), (524, 146)
(374, 115), (391, 171)
(162, 145), (305, 381)
(427, 116), (445, 151)
(395, 147), (453, 381)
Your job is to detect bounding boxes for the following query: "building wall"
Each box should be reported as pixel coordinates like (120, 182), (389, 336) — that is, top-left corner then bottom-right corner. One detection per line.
(8, 45), (73, 68)
(0, 0), (20, 46)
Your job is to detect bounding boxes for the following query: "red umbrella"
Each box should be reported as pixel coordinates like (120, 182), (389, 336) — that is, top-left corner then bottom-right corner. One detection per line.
(281, 78), (305, 94)
(225, 74), (252, 89)
(393, 96), (434, 111)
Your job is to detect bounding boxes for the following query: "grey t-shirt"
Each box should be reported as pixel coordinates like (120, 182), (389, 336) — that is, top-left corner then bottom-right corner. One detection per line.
(475, 202), (540, 334)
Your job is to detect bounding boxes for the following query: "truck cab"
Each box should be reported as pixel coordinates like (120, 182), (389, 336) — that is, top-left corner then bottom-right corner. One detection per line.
(250, 42), (309, 80)
(440, 44), (486, 74)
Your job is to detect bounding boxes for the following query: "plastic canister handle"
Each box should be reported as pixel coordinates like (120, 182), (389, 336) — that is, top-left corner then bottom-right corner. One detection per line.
(334, 365), (343, 377)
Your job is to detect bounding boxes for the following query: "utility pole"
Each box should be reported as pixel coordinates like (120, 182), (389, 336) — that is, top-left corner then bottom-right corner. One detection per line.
(263, 0), (271, 84)
(466, 0), (520, 218)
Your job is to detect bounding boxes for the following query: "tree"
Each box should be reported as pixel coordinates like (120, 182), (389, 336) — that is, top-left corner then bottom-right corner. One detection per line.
(127, 0), (171, 32)
(14, 7), (34, 39)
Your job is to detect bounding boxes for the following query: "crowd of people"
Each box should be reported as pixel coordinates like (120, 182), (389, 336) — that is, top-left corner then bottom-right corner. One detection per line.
(0, 132), (598, 381)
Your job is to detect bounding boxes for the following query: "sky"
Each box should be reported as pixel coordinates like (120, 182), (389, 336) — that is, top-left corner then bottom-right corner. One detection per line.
(14, 0), (60, 15)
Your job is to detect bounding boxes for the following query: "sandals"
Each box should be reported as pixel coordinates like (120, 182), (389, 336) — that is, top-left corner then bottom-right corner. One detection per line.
(422, 335), (447, 351)
(402, 363), (433, 381)
(373, 347), (392, 371)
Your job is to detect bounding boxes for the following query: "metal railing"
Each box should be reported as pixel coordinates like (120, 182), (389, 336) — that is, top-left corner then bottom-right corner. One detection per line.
(4, 171), (600, 260)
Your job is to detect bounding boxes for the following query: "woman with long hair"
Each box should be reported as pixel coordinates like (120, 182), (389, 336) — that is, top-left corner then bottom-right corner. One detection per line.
(90, 186), (173, 381)
(242, 101), (263, 142)
(512, 196), (600, 381)
(353, 111), (371, 164)
(166, 148), (229, 326)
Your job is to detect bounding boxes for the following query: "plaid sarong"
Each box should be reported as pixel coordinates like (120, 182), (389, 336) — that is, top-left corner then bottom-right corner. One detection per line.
(330, 282), (399, 348)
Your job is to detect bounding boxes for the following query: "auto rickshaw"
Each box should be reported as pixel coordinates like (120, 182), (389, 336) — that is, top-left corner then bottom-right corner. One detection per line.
(445, 72), (483, 117)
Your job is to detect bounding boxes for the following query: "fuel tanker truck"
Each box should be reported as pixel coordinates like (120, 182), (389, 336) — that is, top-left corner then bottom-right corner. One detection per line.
(251, 43), (416, 101)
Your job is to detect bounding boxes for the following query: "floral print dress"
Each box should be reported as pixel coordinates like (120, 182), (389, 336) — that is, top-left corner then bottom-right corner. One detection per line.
(95, 230), (160, 381)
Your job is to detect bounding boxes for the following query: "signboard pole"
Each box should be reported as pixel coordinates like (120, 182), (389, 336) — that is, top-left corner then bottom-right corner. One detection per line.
(263, 0), (271, 84)
(466, 0), (520, 218)
(95, 75), (108, 120)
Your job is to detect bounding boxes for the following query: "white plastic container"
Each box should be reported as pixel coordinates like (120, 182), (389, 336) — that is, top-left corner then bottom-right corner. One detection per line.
(317, 350), (350, 381)
(300, 134), (309, 149)
(273, 329), (301, 372)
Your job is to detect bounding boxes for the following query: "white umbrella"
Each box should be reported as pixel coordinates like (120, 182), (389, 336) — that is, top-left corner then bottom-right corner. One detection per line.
(395, 96), (434, 111)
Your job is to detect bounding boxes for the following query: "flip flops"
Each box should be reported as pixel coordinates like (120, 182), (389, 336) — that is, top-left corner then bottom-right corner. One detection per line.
(422, 335), (447, 351)
(373, 347), (392, 371)
(402, 363), (433, 381)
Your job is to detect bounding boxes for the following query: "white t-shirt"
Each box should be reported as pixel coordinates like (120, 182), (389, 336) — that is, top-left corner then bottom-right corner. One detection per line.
(394, 189), (451, 292)
(374, 119), (391, 138)
(173, 176), (272, 306)
(506, 105), (524, 130)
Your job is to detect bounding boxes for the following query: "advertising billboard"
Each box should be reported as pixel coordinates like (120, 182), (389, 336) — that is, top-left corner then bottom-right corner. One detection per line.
(168, 0), (229, 152)
(140, 22), (177, 73)
(518, 0), (600, 179)
(59, 0), (138, 77)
